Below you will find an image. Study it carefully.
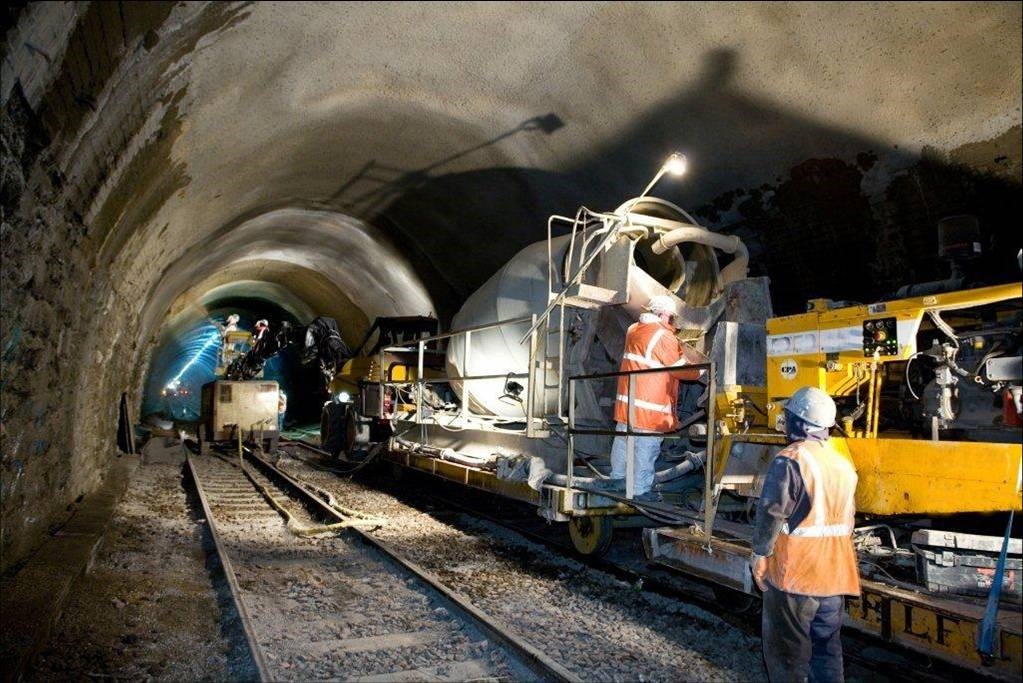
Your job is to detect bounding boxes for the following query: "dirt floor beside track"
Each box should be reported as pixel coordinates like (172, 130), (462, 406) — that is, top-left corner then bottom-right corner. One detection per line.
(30, 460), (254, 681)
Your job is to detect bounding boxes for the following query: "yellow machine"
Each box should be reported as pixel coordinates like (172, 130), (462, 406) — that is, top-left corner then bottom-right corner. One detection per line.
(216, 330), (253, 375)
(710, 282), (1023, 517)
(320, 316), (446, 458)
(648, 281), (1022, 680)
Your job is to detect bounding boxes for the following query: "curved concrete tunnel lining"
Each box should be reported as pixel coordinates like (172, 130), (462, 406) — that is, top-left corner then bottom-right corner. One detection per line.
(2, 0), (1020, 577)
(199, 281), (318, 324)
(136, 207), (435, 354)
(132, 206), (436, 429)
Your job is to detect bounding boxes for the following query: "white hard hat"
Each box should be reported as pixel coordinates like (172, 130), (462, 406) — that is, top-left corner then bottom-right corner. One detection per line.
(227, 314), (240, 324)
(784, 386), (837, 429)
(255, 319), (269, 327)
(644, 295), (678, 316)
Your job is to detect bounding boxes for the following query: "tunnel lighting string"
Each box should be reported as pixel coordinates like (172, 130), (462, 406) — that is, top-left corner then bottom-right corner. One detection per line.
(166, 327), (221, 388)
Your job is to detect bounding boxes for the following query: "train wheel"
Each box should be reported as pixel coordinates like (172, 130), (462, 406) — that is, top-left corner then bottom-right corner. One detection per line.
(712, 585), (758, 614)
(569, 515), (614, 556)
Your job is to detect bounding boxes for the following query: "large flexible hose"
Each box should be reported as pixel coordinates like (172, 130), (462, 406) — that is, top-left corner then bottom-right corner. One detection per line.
(526, 450), (705, 491)
(648, 225), (749, 285)
(393, 437), (497, 469)
(653, 450), (705, 483)
(621, 212), (749, 285)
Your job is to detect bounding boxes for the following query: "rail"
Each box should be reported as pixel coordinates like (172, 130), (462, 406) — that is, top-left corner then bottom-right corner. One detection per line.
(242, 447), (580, 682)
(185, 454), (272, 682)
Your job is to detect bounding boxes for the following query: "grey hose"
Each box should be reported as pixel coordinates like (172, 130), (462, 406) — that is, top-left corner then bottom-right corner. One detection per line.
(640, 221), (750, 284)
(527, 457), (605, 490)
(654, 451), (705, 483)
(527, 450), (705, 492)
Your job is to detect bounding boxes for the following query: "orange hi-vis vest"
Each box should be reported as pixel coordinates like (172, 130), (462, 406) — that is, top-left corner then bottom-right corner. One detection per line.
(766, 439), (861, 597)
(613, 319), (697, 432)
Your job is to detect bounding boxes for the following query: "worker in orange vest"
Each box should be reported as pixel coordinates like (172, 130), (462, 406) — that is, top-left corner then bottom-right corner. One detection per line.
(751, 386), (860, 683)
(608, 295), (699, 502)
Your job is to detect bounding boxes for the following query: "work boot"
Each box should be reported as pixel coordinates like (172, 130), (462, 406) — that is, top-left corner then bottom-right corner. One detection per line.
(632, 491), (663, 503)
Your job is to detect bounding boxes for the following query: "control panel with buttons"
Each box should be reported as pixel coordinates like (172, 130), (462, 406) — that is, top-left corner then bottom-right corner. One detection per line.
(863, 317), (898, 356)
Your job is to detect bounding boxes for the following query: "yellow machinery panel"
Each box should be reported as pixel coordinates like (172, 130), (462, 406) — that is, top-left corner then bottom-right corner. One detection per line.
(764, 282), (1022, 429)
(718, 415), (1023, 516)
(836, 437), (1022, 515)
(722, 282), (1023, 517)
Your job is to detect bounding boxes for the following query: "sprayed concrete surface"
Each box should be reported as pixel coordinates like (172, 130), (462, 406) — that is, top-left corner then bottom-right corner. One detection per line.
(2, 0), (1021, 576)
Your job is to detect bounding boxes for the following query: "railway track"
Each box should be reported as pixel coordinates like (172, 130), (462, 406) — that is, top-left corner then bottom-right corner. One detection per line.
(276, 439), (995, 683)
(186, 449), (577, 682)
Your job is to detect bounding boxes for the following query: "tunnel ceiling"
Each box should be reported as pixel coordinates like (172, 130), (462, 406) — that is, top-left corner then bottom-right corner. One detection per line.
(6, 2), (1021, 334)
(1, 1), (1021, 571)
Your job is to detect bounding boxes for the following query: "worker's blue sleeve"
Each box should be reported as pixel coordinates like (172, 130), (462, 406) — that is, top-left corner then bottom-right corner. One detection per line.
(751, 456), (809, 556)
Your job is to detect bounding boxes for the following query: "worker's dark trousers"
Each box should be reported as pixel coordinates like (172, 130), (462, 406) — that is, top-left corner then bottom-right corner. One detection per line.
(762, 585), (844, 683)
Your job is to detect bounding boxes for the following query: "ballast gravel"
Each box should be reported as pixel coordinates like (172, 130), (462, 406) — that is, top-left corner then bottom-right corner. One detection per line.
(278, 450), (767, 682)
(30, 447), (767, 682)
(31, 460), (245, 681)
(188, 454), (529, 681)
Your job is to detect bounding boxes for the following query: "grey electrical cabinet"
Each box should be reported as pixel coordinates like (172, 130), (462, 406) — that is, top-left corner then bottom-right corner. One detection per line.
(200, 380), (280, 443)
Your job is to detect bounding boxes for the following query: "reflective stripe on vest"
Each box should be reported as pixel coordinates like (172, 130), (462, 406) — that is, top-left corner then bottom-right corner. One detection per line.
(614, 322), (681, 431)
(793, 442), (827, 531)
(645, 329), (666, 360)
(623, 353), (664, 368)
(765, 440), (860, 597)
(615, 394), (672, 414)
(782, 522), (853, 537)
(622, 328), (668, 369)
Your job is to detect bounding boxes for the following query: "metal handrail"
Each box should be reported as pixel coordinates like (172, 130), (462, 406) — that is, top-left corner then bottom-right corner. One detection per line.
(565, 360), (718, 536)
(567, 363), (707, 381)
(413, 315), (535, 344)
(520, 211), (621, 344)
(372, 314), (546, 437)
(401, 373), (530, 384)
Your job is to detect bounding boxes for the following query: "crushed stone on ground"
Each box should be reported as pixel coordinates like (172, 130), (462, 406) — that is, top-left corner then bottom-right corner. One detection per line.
(30, 447), (767, 682)
(278, 451), (767, 682)
(31, 459), (251, 681)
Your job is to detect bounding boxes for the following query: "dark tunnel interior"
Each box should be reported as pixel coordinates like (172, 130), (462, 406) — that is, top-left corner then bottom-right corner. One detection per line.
(2, 3), (1023, 682)
(141, 298), (325, 427)
(2, 6), (1022, 670)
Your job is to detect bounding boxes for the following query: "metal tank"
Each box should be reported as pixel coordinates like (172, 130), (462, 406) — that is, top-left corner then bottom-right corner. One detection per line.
(445, 198), (732, 419)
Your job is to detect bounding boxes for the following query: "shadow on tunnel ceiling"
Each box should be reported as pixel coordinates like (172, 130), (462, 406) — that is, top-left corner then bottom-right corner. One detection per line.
(356, 48), (1021, 318)
(327, 112), (565, 213)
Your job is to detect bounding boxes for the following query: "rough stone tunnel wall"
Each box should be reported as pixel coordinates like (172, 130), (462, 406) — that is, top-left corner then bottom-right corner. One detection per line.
(2, 2), (183, 572)
(2, 1), (1021, 572)
(694, 127), (1022, 313)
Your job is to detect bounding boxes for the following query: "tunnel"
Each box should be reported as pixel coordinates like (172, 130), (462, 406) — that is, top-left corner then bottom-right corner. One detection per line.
(2, 2), (1021, 681)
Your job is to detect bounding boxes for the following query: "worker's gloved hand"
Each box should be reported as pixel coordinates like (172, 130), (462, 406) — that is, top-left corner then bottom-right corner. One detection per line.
(751, 553), (768, 592)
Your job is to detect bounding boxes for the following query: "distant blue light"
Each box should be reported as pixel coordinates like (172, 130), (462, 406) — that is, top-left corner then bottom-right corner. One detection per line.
(166, 326), (221, 388)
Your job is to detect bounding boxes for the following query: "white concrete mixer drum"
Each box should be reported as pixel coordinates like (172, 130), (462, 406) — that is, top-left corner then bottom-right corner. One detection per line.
(446, 199), (722, 419)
